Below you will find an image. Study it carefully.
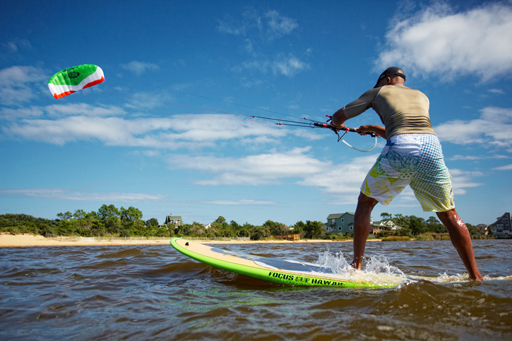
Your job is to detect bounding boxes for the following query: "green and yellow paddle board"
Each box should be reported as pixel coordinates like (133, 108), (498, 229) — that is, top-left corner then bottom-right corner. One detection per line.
(170, 238), (396, 288)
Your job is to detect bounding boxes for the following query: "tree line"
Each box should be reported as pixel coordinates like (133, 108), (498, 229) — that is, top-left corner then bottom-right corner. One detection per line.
(376, 212), (489, 239)
(0, 205), (489, 240)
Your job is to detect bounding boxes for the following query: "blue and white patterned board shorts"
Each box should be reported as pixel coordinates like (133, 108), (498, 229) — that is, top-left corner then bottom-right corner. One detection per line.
(361, 134), (455, 212)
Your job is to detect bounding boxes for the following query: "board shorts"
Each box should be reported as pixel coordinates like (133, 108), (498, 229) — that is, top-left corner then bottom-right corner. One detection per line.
(361, 134), (455, 212)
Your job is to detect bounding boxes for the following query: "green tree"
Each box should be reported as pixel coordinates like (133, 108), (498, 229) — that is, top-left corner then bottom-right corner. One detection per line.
(263, 220), (284, 236)
(397, 227), (412, 236)
(292, 221), (306, 235)
(57, 211), (72, 221)
(190, 222), (205, 236)
(215, 216), (226, 224)
(146, 218), (159, 227)
(98, 204), (120, 220)
(120, 206), (143, 223)
(303, 220), (323, 239)
(380, 212), (393, 221)
(73, 209), (87, 220)
(426, 216), (446, 233)
(156, 227), (170, 237)
(409, 216), (427, 235)
(250, 226), (264, 240)
(393, 214), (411, 229)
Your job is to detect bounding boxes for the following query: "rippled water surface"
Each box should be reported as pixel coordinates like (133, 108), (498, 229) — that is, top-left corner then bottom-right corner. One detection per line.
(1, 240), (511, 340)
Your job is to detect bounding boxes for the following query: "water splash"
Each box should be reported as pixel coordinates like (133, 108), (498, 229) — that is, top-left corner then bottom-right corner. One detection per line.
(313, 251), (408, 286)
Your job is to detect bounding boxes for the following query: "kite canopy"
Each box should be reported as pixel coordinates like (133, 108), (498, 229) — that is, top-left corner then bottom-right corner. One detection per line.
(48, 64), (104, 99)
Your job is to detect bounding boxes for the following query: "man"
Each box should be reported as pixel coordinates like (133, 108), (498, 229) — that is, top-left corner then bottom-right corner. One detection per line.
(330, 67), (483, 281)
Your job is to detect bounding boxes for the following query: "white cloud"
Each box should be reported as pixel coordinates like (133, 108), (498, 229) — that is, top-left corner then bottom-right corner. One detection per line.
(493, 164), (512, 171)
(272, 54), (309, 76)
(217, 10), (298, 41)
(296, 154), (379, 202)
(169, 148), (483, 201)
(0, 66), (47, 105)
(264, 10), (299, 40)
(2, 113), (287, 148)
(377, 2), (512, 80)
(488, 89), (505, 95)
(202, 199), (275, 205)
(121, 61), (159, 76)
(168, 148), (380, 201)
(124, 91), (175, 110)
(169, 147), (331, 185)
(234, 54), (309, 77)
(0, 188), (165, 202)
(449, 169), (484, 195)
(2, 38), (31, 53)
(45, 103), (126, 117)
(449, 154), (509, 161)
(0, 106), (44, 121)
(435, 107), (512, 149)
(218, 10), (305, 79)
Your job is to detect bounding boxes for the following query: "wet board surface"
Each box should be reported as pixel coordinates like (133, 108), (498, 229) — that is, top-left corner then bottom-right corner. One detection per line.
(170, 238), (396, 288)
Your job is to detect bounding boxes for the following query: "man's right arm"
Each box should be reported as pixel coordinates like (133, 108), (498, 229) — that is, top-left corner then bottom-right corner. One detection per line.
(331, 88), (380, 128)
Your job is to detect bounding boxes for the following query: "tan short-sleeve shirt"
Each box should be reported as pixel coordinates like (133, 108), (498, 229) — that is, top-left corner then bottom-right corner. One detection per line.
(343, 84), (436, 139)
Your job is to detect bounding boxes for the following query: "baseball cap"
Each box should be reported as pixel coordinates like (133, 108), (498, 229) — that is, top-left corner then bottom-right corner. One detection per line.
(374, 67), (406, 88)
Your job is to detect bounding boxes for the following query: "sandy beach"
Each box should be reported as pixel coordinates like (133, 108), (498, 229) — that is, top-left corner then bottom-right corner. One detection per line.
(0, 233), (364, 247)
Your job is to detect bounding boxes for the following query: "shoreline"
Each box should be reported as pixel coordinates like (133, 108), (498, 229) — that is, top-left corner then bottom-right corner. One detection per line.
(0, 233), (379, 248)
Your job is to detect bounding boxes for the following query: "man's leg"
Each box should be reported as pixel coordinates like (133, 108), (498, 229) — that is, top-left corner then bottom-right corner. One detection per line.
(436, 208), (483, 281)
(352, 192), (379, 270)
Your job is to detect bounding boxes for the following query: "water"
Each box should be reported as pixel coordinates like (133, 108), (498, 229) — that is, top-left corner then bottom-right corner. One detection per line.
(1, 240), (511, 340)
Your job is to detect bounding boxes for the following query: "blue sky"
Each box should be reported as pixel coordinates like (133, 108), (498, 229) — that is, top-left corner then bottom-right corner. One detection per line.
(1, 0), (512, 226)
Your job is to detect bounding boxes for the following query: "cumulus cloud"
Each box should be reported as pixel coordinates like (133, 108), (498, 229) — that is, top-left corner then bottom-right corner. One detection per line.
(0, 66), (47, 105)
(167, 149), (381, 200)
(377, 2), (512, 80)
(168, 148), (483, 201)
(0, 106), (44, 121)
(435, 107), (512, 150)
(45, 103), (126, 117)
(296, 154), (378, 202)
(493, 164), (512, 171)
(0, 188), (165, 202)
(233, 53), (309, 77)
(202, 199), (275, 205)
(448, 169), (484, 195)
(217, 10), (298, 41)
(2, 113), (288, 148)
(169, 147), (329, 185)
(121, 61), (159, 76)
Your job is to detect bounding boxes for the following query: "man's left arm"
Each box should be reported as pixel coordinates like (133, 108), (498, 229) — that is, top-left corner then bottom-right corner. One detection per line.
(331, 107), (348, 129)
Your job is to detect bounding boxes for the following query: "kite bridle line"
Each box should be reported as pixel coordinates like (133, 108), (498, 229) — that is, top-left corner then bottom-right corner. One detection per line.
(113, 93), (380, 152)
(249, 114), (380, 153)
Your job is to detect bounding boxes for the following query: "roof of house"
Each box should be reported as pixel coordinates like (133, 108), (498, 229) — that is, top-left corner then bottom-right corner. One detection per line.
(327, 212), (355, 219)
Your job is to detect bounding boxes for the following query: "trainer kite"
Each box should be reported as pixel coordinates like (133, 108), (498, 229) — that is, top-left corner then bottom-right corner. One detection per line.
(48, 64), (105, 99)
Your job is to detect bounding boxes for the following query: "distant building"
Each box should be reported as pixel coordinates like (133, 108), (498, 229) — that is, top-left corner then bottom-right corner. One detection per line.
(326, 213), (359, 234)
(475, 224), (489, 235)
(370, 220), (402, 235)
(164, 214), (182, 227)
(489, 212), (512, 238)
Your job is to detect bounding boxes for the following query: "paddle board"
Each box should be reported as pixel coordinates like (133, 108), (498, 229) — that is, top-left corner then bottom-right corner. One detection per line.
(170, 238), (396, 288)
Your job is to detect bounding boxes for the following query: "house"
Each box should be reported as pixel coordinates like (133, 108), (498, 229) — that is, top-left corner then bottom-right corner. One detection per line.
(326, 213), (359, 234)
(164, 213), (182, 227)
(370, 220), (402, 235)
(489, 212), (512, 238)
